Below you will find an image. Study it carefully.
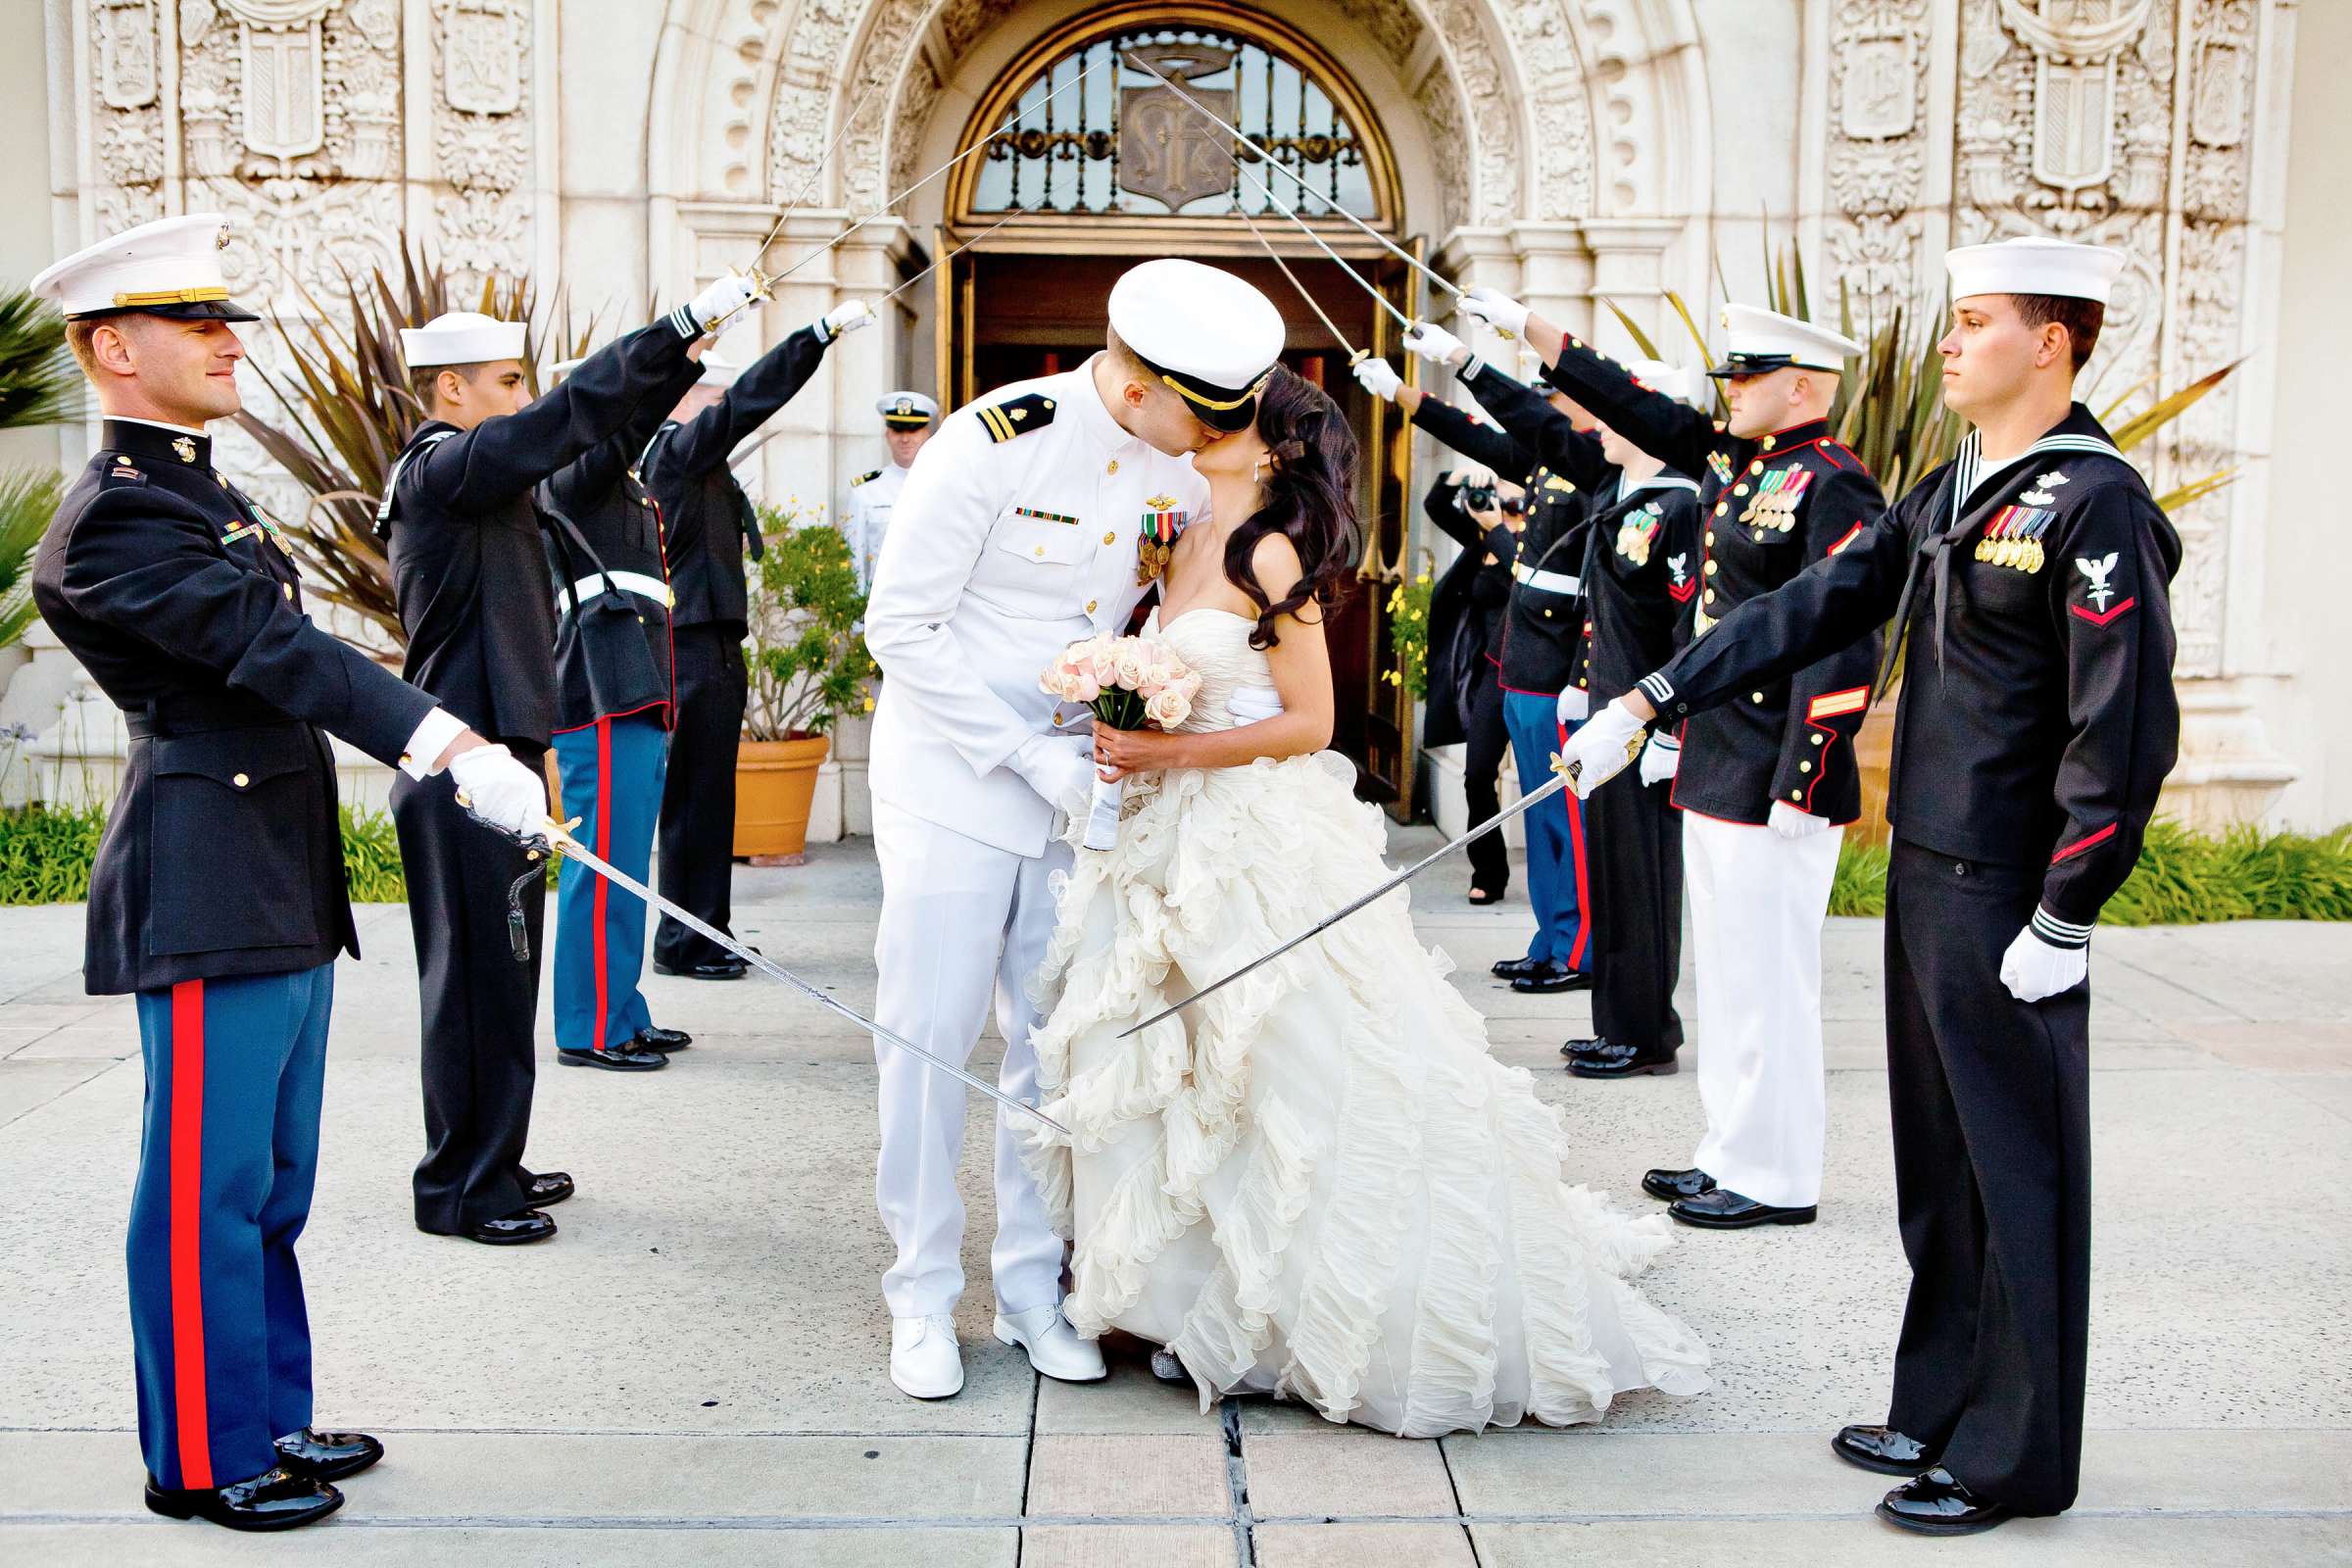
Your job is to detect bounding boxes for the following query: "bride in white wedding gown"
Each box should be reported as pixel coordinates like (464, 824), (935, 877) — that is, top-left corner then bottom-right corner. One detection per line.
(1019, 368), (1708, 1438)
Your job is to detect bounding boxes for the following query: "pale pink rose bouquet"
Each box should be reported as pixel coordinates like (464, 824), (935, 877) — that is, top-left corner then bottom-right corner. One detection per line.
(1040, 633), (1204, 849)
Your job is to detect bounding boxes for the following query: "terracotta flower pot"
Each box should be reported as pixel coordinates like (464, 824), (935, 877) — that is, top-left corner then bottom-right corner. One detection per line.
(733, 735), (830, 858)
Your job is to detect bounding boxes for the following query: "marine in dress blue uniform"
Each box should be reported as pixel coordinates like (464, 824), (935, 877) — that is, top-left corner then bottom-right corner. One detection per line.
(1562, 238), (2173, 1534)
(380, 284), (751, 1244)
(639, 301), (872, 978)
(25, 216), (545, 1531)
(539, 349), (710, 1071)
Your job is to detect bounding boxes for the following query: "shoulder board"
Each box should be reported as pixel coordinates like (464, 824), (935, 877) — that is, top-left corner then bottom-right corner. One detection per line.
(851, 467), (883, 487)
(976, 391), (1056, 444)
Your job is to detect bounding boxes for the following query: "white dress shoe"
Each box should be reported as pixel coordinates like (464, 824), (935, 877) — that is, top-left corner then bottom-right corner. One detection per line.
(994, 1304), (1107, 1383)
(890, 1314), (964, 1399)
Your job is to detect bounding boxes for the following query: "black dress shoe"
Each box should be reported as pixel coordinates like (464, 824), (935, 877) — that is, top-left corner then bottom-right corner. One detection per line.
(145, 1465), (342, 1531)
(633, 1025), (692, 1052)
(1670, 1187), (1817, 1228)
(1491, 956), (1547, 980)
(1877, 1469), (2012, 1536)
(1560, 1036), (1601, 1058)
(273, 1428), (383, 1482)
(654, 957), (749, 980)
(1833, 1424), (1941, 1476)
(1567, 1040), (1679, 1078)
(558, 1043), (668, 1071)
(1642, 1167), (1716, 1202)
(525, 1171), (573, 1207)
(464, 1208), (557, 1245)
(1510, 961), (1592, 995)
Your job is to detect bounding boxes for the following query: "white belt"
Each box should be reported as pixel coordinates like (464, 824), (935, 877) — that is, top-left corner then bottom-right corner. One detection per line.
(557, 571), (674, 613)
(1512, 563), (1581, 596)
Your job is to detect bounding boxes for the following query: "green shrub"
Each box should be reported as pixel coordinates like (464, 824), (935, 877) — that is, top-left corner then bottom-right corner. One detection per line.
(1828, 820), (2352, 924)
(341, 805), (408, 903)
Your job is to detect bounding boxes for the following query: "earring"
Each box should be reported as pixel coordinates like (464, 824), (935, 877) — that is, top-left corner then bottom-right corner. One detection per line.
(1254, 455), (1270, 477)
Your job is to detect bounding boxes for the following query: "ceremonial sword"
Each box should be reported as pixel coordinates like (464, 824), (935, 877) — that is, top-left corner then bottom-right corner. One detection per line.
(1236, 167), (1414, 335)
(1231, 198), (1363, 362)
(463, 802), (1071, 1136)
(1115, 735), (1646, 1039)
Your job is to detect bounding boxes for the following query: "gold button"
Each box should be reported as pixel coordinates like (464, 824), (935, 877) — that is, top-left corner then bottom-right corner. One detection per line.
(1102, 532), (1116, 545)
(1704, 561), (1718, 576)
(1033, 546), (1046, 557)
(1544, 609), (1552, 617)
(1761, 436), (1777, 451)
(282, 583), (293, 599)
(1705, 531), (1716, 545)
(1106, 459), (1119, 475)
(1811, 734), (1824, 746)
(1734, 483), (1749, 496)
(1799, 760), (1812, 773)
(1749, 460), (1766, 473)
(1714, 503), (1728, 516)
(1086, 599), (1099, 612)
(1750, 692), (1764, 704)
(1790, 790), (1803, 800)
(232, 772), (250, 788)
(1704, 589), (1716, 604)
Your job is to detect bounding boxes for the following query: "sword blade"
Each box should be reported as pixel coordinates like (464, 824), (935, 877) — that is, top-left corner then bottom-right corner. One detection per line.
(1116, 769), (1577, 1038)
(1230, 179), (1370, 354)
(546, 831), (1071, 1136)
(1239, 167), (1413, 332)
(1120, 51), (1461, 299)
(875, 206), (1031, 309)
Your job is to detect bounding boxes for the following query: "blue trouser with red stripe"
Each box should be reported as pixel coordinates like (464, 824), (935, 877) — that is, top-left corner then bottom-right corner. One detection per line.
(553, 712), (668, 1052)
(128, 963), (333, 1491)
(1501, 688), (1591, 970)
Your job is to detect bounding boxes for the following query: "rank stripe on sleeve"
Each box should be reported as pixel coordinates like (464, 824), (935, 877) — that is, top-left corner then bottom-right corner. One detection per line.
(1828, 521), (1865, 555)
(1806, 686), (1869, 721)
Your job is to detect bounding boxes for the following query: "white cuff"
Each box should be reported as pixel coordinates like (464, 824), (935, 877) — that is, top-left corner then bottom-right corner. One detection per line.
(398, 708), (468, 780)
(2031, 906), (2096, 951)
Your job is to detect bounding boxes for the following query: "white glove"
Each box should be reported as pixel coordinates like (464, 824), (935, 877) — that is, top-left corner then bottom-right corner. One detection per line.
(1459, 285), (1531, 339)
(819, 299), (873, 340)
(1553, 697), (1646, 799)
(1768, 801), (1833, 839)
(682, 271), (760, 335)
(1400, 321), (1467, 367)
(1638, 733), (1681, 788)
(1352, 356), (1403, 402)
(1012, 732), (1096, 817)
(449, 744), (550, 838)
(1999, 921), (2088, 1004)
(1555, 685), (1592, 724)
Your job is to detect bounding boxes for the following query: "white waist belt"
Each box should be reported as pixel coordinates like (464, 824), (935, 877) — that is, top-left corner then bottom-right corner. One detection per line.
(558, 571), (674, 613)
(1511, 563), (1581, 596)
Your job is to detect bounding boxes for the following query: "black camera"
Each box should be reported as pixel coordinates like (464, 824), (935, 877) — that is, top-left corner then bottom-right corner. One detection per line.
(1461, 482), (1496, 513)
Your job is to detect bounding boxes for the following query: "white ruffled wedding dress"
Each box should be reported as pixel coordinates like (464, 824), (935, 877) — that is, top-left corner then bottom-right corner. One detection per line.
(1021, 608), (1710, 1438)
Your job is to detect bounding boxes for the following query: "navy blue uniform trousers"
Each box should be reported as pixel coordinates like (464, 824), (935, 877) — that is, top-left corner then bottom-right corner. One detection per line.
(128, 963), (333, 1490)
(1501, 688), (1591, 970)
(553, 712), (668, 1050)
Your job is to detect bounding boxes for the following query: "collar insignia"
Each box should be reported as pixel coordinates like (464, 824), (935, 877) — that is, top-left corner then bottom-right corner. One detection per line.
(172, 436), (197, 465)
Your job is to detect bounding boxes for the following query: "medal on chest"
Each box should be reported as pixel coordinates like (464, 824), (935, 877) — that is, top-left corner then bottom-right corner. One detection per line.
(1614, 500), (1665, 566)
(1739, 466), (1812, 532)
(1705, 450), (1735, 486)
(1137, 495), (1186, 586)
(1976, 504), (2055, 573)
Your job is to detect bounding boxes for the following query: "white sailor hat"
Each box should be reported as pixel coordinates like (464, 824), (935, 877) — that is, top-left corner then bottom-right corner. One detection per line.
(696, 355), (740, 389)
(30, 213), (258, 323)
(877, 389), (938, 428)
(547, 356), (586, 379)
(1107, 259), (1285, 431)
(1627, 358), (1701, 405)
(1945, 235), (2123, 306)
(1708, 305), (1864, 380)
(399, 311), (527, 368)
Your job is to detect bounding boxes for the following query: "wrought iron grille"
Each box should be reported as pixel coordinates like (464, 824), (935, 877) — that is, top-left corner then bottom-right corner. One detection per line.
(967, 28), (1379, 220)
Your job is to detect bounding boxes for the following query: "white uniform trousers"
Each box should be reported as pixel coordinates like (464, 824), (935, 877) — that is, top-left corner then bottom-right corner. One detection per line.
(870, 801), (1069, 1318)
(1685, 810), (1843, 1209)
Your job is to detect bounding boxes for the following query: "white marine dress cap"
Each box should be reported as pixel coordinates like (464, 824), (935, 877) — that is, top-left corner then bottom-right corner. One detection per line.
(31, 213), (259, 322)
(1708, 304), (1866, 379)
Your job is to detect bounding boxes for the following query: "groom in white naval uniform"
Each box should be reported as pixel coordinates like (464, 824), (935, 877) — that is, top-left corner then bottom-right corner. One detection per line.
(863, 259), (1287, 1397)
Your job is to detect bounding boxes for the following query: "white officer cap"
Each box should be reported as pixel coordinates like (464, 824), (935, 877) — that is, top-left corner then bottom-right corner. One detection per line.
(547, 356), (586, 379)
(1945, 235), (2124, 306)
(696, 355), (740, 389)
(1627, 358), (1700, 405)
(877, 389), (938, 428)
(399, 311), (526, 368)
(1708, 304), (1864, 380)
(1107, 259), (1285, 431)
(31, 213), (259, 323)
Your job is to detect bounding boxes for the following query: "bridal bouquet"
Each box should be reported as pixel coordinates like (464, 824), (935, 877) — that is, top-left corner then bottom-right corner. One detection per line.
(1040, 634), (1203, 850)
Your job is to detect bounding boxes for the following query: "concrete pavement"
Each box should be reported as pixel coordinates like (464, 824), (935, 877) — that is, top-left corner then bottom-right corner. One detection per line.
(1, 827), (2346, 1565)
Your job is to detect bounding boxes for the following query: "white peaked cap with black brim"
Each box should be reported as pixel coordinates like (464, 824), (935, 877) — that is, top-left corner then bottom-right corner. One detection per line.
(1707, 304), (1865, 380)
(1108, 259), (1286, 432)
(1945, 235), (2125, 306)
(400, 311), (527, 368)
(32, 213), (259, 323)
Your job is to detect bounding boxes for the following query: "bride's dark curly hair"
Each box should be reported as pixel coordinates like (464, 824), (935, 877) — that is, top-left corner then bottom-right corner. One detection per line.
(1224, 367), (1361, 650)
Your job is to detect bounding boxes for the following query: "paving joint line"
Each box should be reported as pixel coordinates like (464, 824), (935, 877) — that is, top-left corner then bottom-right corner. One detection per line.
(1222, 1399), (1255, 1566)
